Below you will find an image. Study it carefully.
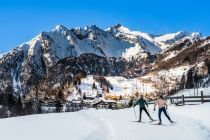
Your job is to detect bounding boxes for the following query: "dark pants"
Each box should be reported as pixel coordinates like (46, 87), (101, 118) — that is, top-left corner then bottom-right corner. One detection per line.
(158, 107), (171, 123)
(139, 106), (151, 121)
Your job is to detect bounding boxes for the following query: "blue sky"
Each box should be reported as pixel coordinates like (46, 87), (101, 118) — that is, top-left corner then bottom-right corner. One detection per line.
(0, 0), (209, 53)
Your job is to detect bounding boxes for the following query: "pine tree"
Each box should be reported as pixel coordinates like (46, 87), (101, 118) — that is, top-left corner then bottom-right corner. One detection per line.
(58, 89), (64, 101)
(119, 95), (123, 100)
(16, 95), (23, 116)
(78, 79), (81, 85)
(0, 94), (3, 106)
(78, 88), (82, 95)
(24, 100), (33, 115)
(55, 100), (63, 113)
(92, 82), (96, 89)
(100, 82), (103, 88)
(7, 93), (16, 116)
(37, 100), (42, 114)
(83, 93), (86, 100)
(56, 89), (64, 113)
(106, 87), (109, 93)
(208, 62), (210, 75)
(7, 94), (15, 107)
(180, 74), (186, 89)
(186, 69), (194, 88)
(73, 80), (77, 86)
(128, 98), (134, 107)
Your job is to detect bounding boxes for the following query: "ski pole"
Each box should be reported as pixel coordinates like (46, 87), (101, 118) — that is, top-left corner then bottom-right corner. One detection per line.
(166, 106), (175, 123)
(152, 107), (156, 114)
(133, 107), (137, 118)
(146, 105), (150, 114)
(147, 105), (155, 120)
(166, 108), (171, 118)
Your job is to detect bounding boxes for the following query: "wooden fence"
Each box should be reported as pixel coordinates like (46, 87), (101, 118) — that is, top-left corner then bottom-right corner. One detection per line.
(166, 91), (210, 105)
(148, 91), (210, 105)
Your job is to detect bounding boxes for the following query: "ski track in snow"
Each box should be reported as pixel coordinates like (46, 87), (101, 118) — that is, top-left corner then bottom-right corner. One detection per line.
(78, 106), (210, 140)
(76, 106), (210, 140)
(0, 104), (210, 140)
(197, 122), (210, 140)
(78, 110), (114, 140)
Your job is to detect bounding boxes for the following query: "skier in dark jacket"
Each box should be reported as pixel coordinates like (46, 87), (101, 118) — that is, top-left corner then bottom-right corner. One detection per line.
(133, 95), (154, 122)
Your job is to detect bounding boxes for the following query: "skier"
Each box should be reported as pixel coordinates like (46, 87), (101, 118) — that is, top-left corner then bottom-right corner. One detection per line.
(133, 95), (154, 122)
(154, 95), (174, 125)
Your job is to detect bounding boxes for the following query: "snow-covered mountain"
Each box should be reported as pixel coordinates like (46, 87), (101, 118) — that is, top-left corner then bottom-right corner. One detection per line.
(154, 31), (201, 50)
(0, 24), (200, 63)
(0, 24), (208, 100)
(0, 53), (5, 59)
(106, 24), (201, 59)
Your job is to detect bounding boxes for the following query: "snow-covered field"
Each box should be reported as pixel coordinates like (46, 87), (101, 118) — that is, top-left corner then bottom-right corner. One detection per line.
(67, 76), (143, 100)
(0, 103), (210, 140)
(174, 86), (210, 97)
(79, 75), (153, 96)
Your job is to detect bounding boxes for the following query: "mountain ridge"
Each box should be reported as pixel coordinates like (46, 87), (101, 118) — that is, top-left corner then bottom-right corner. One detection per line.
(0, 24), (202, 61)
(0, 24), (209, 101)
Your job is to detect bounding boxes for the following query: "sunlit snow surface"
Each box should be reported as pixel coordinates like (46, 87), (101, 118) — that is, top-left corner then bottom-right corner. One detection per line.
(0, 103), (210, 140)
(68, 75), (154, 101)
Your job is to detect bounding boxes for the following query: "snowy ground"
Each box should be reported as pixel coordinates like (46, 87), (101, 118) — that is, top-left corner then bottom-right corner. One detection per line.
(0, 103), (210, 140)
(69, 74), (210, 102)
(80, 75), (142, 96)
(173, 86), (210, 97)
(67, 75), (143, 100)
(77, 75), (153, 97)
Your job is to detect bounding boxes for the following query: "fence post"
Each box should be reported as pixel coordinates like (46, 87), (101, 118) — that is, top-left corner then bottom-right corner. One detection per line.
(170, 97), (173, 104)
(182, 95), (185, 105)
(201, 91), (204, 103)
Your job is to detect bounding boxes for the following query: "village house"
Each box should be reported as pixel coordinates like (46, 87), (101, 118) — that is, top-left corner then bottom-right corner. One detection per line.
(93, 99), (117, 109)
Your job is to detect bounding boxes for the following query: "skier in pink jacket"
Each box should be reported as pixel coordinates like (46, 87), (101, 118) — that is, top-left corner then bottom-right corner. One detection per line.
(154, 95), (174, 125)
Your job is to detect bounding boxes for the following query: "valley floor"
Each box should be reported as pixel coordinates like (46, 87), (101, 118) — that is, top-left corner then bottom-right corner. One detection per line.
(0, 103), (210, 140)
